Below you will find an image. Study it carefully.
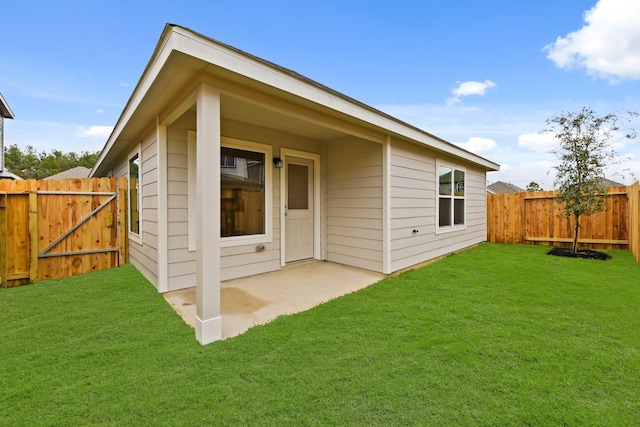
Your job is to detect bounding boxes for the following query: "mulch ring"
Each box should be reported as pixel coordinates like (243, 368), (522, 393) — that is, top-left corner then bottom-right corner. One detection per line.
(547, 247), (611, 260)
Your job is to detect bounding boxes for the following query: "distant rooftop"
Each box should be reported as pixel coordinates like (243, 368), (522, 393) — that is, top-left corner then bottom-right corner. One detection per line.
(487, 181), (525, 194)
(45, 166), (90, 180)
(602, 177), (624, 187)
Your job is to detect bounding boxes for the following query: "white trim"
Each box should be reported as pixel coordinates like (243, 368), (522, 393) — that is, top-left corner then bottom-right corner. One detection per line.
(128, 145), (143, 244)
(187, 131), (197, 252)
(195, 314), (222, 345)
(219, 137), (273, 248)
(435, 160), (467, 235)
(157, 121), (169, 292)
(382, 136), (391, 274)
(279, 148), (321, 267)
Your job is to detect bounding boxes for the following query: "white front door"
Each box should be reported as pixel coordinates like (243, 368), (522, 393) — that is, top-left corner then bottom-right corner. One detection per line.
(285, 157), (314, 262)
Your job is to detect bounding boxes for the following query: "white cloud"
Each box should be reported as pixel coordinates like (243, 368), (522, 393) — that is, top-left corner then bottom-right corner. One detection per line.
(446, 80), (496, 106)
(96, 109), (104, 114)
(455, 137), (499, 155)
(544, 0), (640, 82)
(517, 132), (557, 153)
(76, 125), (113, 140)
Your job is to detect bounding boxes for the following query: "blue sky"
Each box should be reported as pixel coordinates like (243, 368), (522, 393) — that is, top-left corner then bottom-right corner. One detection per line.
(2, 0), (639, 188)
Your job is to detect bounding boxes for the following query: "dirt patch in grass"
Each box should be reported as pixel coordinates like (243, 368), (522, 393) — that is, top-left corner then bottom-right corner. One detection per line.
(547, 247), (611, 260)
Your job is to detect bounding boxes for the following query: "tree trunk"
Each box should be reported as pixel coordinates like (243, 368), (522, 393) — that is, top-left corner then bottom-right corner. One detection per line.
(572, 213), (580, 254)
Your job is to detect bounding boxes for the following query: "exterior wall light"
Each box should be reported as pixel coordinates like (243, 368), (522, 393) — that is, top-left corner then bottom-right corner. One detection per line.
(273, 157), (283, 168)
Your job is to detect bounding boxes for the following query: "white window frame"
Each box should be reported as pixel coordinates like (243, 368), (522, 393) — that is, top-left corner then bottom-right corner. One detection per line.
(128, 145), (143, 244)
(436, 161), (466, 234)
(220, 138), (272, 247)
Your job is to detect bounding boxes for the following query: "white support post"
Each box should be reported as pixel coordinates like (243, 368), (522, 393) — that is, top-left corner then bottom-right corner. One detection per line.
(194, 83), (222, 344)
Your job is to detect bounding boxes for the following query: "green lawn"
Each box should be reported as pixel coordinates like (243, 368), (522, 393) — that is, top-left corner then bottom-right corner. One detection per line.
(1, 243), (639, 425)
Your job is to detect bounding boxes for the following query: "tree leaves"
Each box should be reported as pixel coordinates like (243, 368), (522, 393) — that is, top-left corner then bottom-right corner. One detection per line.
(3, 144), (99, 179)
(544, 107), (638, 252)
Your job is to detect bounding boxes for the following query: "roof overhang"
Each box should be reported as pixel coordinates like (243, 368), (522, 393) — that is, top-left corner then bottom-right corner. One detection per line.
(92, 24), (499, 176)
(0, 92), (15, 119)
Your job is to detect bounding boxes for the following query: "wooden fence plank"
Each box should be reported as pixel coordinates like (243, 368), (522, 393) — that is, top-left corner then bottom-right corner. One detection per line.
(118, 177), (128, 266)
(630, 182), (640, 262)
(0, 193), (6, 287)
(29, 192), (38, 282)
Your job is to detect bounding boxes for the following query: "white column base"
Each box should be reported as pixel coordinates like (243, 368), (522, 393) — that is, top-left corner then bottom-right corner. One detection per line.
(194, 315), (222, 345)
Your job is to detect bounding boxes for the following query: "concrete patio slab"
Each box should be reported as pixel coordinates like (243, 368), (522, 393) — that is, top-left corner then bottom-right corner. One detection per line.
(164, 261), (385, 339)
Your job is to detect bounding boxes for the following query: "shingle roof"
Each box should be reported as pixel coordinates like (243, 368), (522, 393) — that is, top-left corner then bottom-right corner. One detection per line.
(45, 166), (90, 180)
(602, 177), (624, 187)
(487, 181), (524, 194)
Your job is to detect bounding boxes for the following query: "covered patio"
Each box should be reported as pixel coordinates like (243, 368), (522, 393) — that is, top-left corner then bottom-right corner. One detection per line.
(164, 261), (384, 339)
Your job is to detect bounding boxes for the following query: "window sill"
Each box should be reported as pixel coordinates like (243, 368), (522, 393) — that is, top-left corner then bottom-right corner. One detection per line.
(435, 225), (466, 235)
(220, 234), (272, 248)
(129, 232), (143, 245)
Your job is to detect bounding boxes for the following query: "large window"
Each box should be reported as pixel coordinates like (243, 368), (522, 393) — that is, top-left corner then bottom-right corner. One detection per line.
(128, 149), (141, 240)
(187, 136), (272, 249)
(438, 164), (465, 230)
(220, 138), (272, 246)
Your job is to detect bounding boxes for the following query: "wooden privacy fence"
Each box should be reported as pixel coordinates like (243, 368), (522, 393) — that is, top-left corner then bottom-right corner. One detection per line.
(487, 182), (640, 262)
(0, 177), (128, 287)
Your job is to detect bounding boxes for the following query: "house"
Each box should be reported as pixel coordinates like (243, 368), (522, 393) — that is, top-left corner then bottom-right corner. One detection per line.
(91, 24), (500, 344)
(602, 177), (624, 187)
(0, 92), (21, 180)
(45, 166), (90, 180)
(487, 181), (524, 194)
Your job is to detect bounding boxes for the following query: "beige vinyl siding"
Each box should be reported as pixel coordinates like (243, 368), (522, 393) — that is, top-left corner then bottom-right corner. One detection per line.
(327, 137), (383, 272)
(112, 133), (159, 287)
(0, 117), (4, 169)
(389, 140), (487, 272)
(166, 112), (196, 291)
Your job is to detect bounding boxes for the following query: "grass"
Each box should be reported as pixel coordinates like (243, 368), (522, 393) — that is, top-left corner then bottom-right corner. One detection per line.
(1, 243), (639, 425)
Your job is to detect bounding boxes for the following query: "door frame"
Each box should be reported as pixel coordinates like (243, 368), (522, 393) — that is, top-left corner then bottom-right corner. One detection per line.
(279, 148), (321, 267)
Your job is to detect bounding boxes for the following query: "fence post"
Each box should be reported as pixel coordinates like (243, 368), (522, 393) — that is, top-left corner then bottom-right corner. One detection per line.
(117, 177), (128, 266)
(29, 192), (39, 282)
(630, 181), (640, 263)
(0, 192), (7, 287)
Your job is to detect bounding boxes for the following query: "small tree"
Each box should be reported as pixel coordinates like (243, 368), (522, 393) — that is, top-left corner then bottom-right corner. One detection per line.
(544, 107), (637, 253)
(526, 181), (543, 192)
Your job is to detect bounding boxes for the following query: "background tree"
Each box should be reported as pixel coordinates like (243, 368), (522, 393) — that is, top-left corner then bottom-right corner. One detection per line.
(544, 107), (638, 253)
(526, 181), (543, 192)
(3, 144), (100, 179)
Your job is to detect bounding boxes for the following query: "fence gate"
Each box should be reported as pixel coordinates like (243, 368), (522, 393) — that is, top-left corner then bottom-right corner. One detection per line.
(0, 177), (127, 287)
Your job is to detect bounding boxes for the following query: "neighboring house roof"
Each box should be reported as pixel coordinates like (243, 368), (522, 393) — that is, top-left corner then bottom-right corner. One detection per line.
(45, 166), (90, 180)
(487, 181), (524, 194)
(0, 92), (15, 119)
(602, 177), (624, 187)
(92, 24), (500, 176)
(0, 170), (22, 180)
